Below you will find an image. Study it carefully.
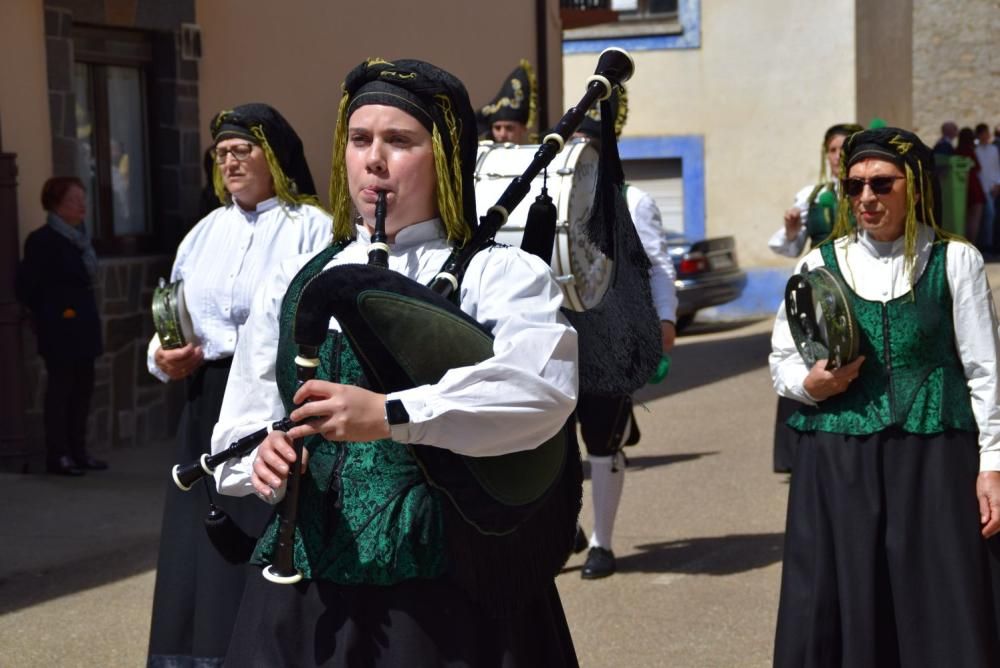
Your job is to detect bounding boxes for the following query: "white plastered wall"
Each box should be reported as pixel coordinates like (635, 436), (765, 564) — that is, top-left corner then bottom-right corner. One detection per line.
(564, 1), (856, 269)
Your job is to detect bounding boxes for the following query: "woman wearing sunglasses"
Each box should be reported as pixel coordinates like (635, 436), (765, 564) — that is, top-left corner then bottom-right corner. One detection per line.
(769, 127), (1000, 667)
(146, 104), (332, 667)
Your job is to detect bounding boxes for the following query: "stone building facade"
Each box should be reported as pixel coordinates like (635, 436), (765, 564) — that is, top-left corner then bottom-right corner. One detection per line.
(912, 0), (1000, 138)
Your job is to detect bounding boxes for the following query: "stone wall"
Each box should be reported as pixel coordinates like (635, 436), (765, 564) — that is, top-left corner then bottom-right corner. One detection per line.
(912, 0), (1000, 139)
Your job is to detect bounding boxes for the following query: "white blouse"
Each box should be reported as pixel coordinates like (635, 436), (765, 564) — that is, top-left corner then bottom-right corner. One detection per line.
(770, 225), (1000, 470)
(146, 198), (332, 382)
(212, 219), (579, 498)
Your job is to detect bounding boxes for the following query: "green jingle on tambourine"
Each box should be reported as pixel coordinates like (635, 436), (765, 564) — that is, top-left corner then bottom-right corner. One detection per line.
(152, 278), (195, 350)
(784, 265), (859, 370)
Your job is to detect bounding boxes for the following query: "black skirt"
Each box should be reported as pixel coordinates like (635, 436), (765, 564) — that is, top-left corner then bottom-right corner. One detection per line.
(148, 359), (274, 667)
(771, 396), (800, 473)
(225, 574), (578, 668)
(774, 428), (1000, 668)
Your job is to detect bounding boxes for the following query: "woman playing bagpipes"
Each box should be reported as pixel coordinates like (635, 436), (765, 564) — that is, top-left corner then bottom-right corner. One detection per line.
(210, 58), (582, 666)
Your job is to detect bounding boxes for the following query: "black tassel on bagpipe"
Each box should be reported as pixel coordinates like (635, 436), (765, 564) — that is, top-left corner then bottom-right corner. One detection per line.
(520, 170), (557, 264)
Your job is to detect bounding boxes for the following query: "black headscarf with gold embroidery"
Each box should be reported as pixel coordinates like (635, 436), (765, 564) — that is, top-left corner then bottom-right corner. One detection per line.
(330, 58), (478, 244)
(209, 103), (318, 206)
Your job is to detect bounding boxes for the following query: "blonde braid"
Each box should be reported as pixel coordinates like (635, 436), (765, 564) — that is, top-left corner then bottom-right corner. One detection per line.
(330, 91), (355, 242)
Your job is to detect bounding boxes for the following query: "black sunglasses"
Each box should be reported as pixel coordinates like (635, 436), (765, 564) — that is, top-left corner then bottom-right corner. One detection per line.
(842, 175), (905, 197)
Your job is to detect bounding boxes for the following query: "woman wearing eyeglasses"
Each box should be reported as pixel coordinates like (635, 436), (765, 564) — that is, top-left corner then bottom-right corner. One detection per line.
(770, 127), (1000, 667)
(146, 103), (332, 667)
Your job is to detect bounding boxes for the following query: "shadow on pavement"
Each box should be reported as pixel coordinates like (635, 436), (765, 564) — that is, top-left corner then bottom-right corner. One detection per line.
(564, 532), (784, 577)
(581, 451), (716, 480)
(0, 539), (158, 616)
(622, 451), (718, 472)
(637, 328), (773, 403)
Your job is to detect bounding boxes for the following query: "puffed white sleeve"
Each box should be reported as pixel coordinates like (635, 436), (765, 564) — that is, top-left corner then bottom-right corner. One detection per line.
(769, 248), (823, 405)
(211, 257), (299, 497)
(945, 242), (1000, 471)
(768, 185), (813, 258)
(387, 247), (578, 457)
(632, 192), (678, 323)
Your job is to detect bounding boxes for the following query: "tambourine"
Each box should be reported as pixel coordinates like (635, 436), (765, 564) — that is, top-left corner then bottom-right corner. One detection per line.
(784, 266), (859, 370)
(152, 278), (195, 350)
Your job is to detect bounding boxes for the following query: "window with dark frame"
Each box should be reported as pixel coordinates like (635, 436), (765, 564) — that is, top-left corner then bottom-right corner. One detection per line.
(72, 26), (153, 255)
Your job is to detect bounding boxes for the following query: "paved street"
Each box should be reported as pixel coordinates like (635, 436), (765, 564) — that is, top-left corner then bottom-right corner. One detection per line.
(0, 315), (784, 667)
(3, 261), (999, 667)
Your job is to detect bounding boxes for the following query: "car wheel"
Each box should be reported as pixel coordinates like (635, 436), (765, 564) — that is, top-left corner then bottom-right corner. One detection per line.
(675, 313), (695, 333)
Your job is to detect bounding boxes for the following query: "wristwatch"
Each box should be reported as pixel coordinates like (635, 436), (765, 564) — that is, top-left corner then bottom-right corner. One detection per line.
(384, 398), (411, 442)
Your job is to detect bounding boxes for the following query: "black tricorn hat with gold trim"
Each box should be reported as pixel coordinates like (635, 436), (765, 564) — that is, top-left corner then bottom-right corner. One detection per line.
(476, 59), (537, 135)
(577, 84), (628, 140)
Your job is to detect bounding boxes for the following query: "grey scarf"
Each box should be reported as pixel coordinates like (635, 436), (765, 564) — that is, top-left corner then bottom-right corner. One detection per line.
(47, 213), (98, 283)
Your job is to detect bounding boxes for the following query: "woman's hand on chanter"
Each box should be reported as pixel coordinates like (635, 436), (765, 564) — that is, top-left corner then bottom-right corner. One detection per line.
(154, 343), (204, 380)
(802, 356), (866, 402)
(977, 471), (1000, 538)
(287, 380), (392, 443)
(251, 430), (308, 499)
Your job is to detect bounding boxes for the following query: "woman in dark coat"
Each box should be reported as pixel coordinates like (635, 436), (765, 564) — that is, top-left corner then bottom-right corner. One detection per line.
(16, 176), (105, 476)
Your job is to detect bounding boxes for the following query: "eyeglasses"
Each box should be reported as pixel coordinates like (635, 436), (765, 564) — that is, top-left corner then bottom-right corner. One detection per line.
(842, 176), (905, 197)
(213, 143), (255, 164)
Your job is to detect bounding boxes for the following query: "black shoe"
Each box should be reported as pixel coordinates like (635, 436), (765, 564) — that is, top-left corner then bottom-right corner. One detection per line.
(581, 546), (616, 579)
(47, 456), (85, 476)
(573, 527), (588, 554)
(76, 456), (108, 471)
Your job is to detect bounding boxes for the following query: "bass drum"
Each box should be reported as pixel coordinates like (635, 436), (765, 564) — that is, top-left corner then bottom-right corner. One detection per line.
(474, 139), (610, 311)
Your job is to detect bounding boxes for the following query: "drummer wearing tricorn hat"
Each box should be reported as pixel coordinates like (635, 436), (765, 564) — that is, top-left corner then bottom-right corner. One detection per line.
(570, 84), (679, 579)
(770, 127), (1000, 666)
(146, 103), (332, 666)
(477, 59), (537, 144)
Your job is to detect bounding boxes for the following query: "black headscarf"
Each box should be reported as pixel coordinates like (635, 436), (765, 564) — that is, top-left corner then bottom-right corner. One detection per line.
(210, 103), (318, 205)
(330, 58), (479, 244)
(833, 126), (951, 286)
(841, 127), (941, 225)
(475, 60), (537, 138)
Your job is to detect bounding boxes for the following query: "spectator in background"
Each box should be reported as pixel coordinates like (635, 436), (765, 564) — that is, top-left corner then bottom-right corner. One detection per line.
(16, 177), (106, 476)
(956, 127), (986, 247)
(993, 124), (1000, 151)
(975, 123), (1000, 252)
(934, 121), (958, 154)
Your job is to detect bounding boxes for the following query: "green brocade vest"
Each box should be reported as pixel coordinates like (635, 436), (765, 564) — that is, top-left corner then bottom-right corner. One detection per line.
(250, 244), (447, 584)
(788, 242), (976, 435)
